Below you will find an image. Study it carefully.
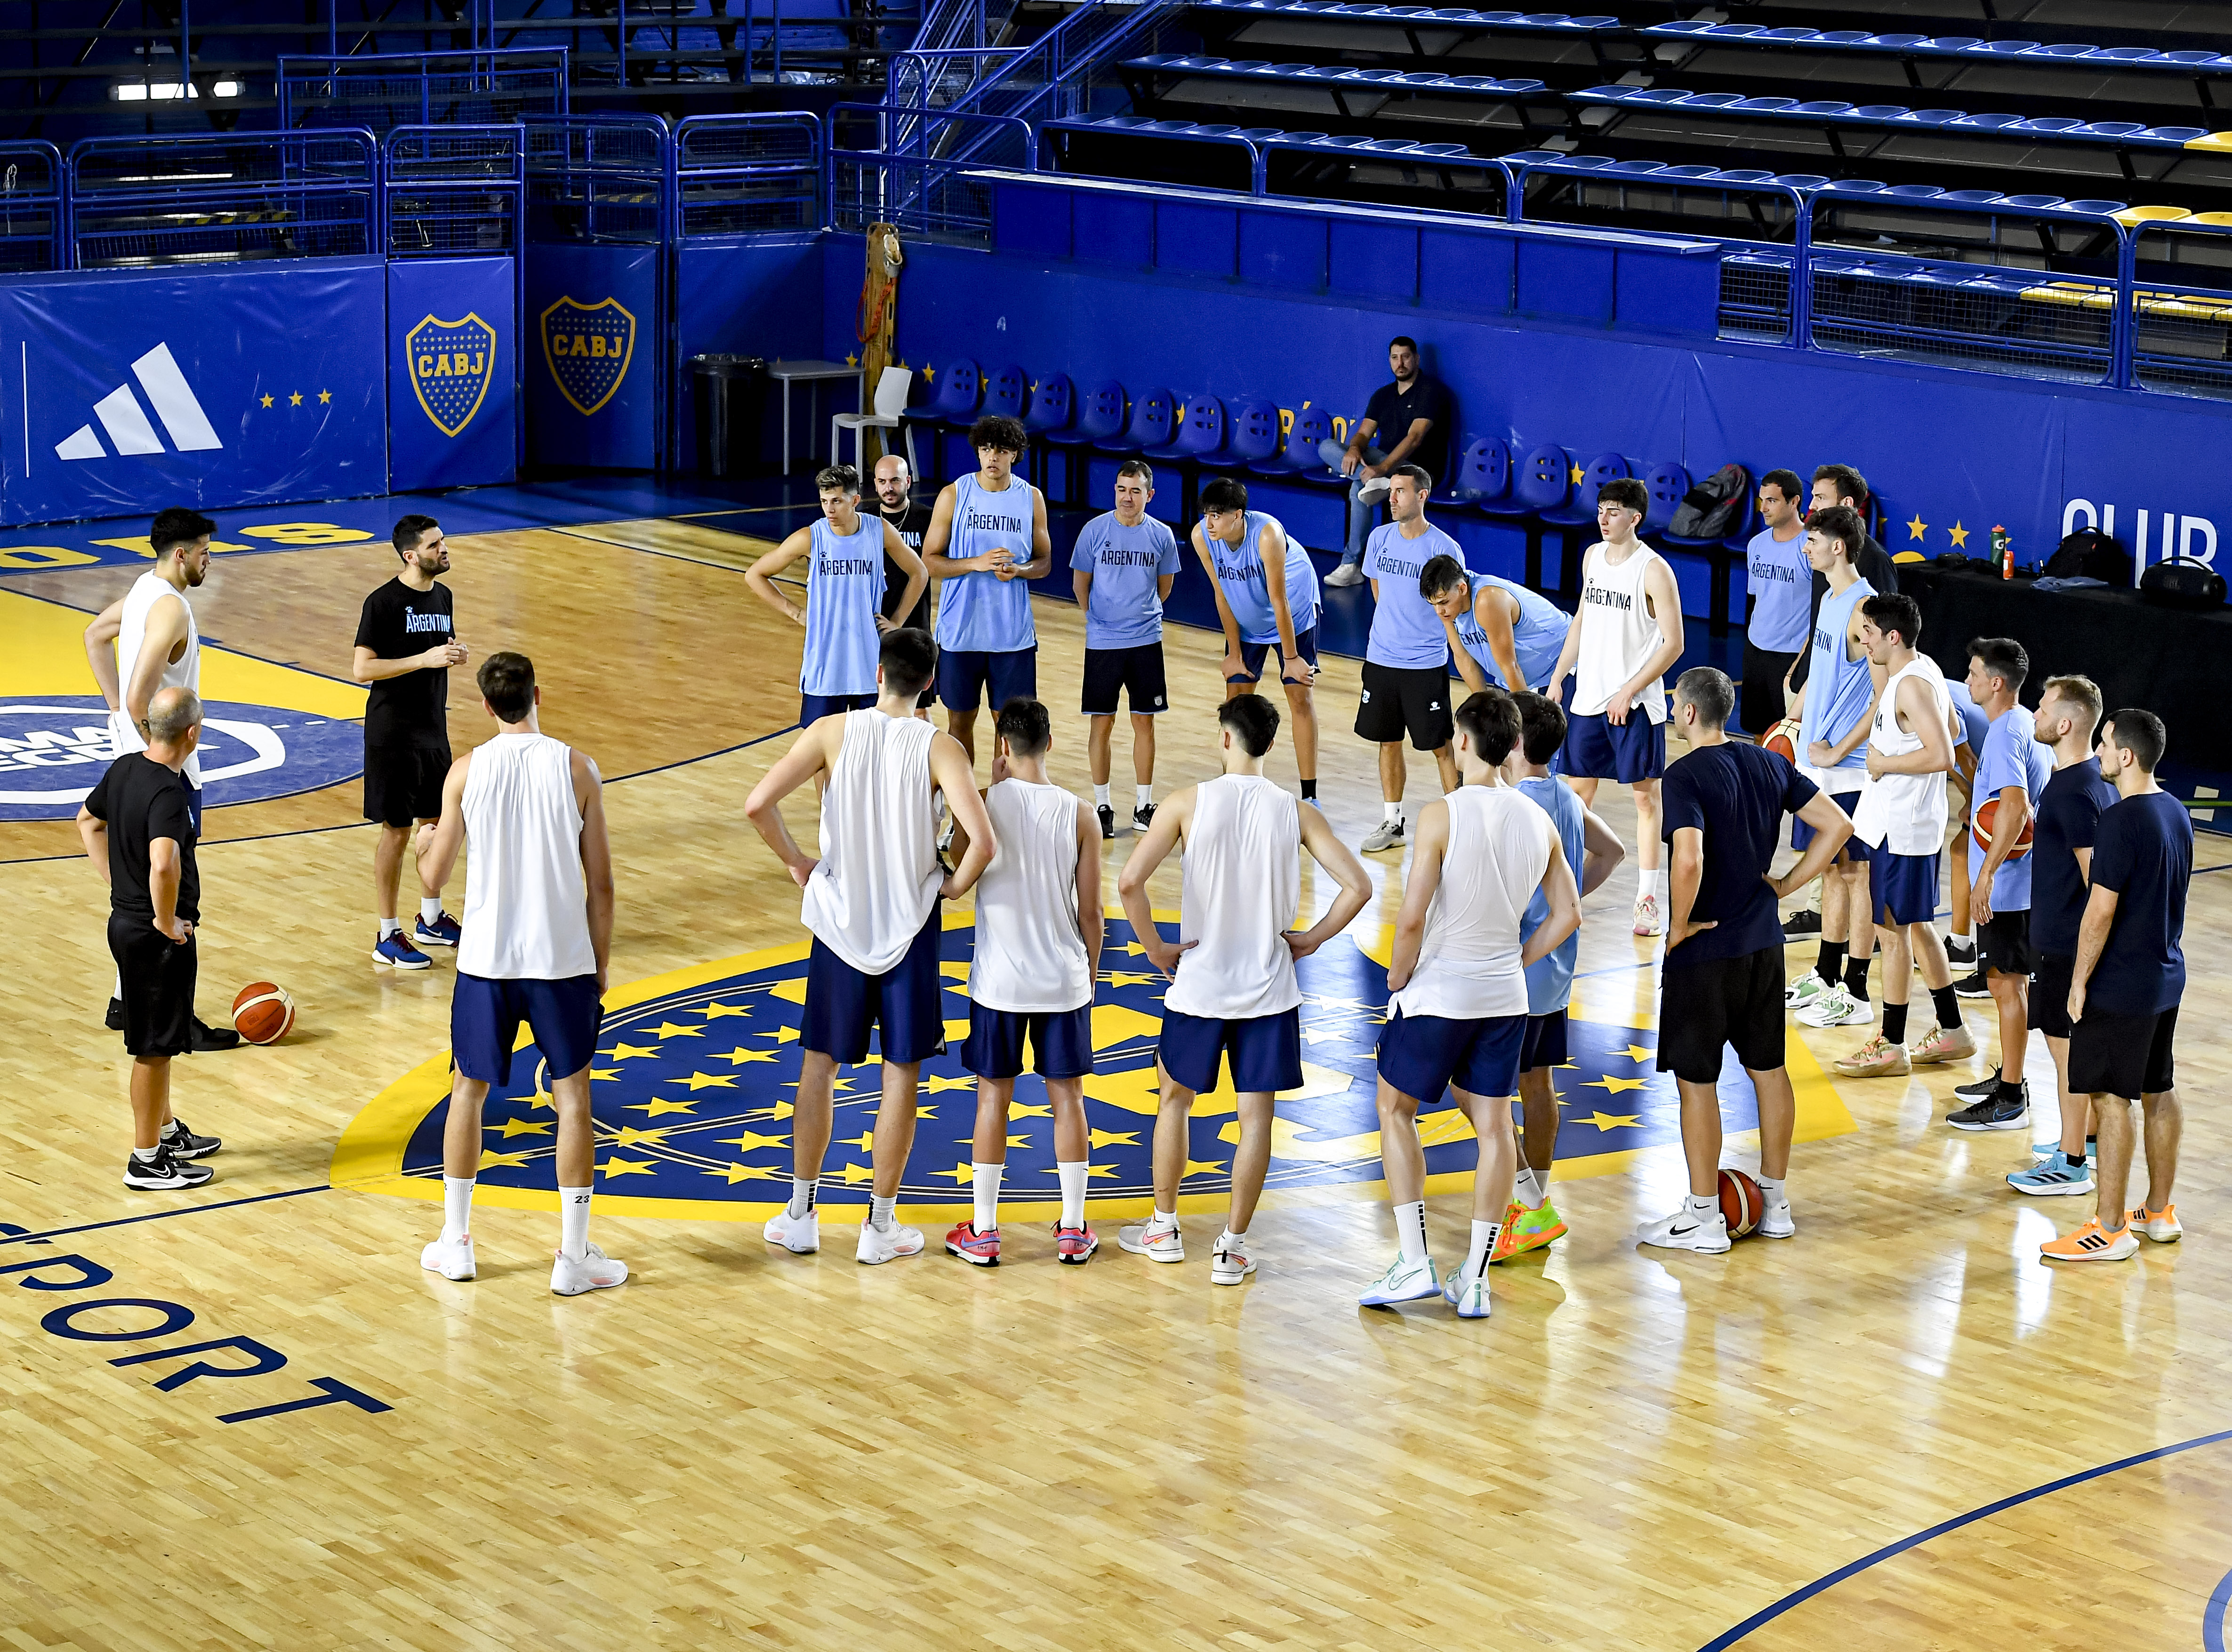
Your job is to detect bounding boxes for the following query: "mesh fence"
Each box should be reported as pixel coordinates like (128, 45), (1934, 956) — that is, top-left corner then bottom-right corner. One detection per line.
(0, 144), (64, 273)
(71, 134), (378, 268)
(527, 119), (668, 244)
(1719, 255), (1793, 344)
(2129, 224), (2232, 401)
(279, 53), (567, 136)
(674, 115), (819, 238)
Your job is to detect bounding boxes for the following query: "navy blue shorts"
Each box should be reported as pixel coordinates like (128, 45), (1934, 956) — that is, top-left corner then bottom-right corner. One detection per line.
(1559, 708), (1665, 783)
(452, 971), (602, 1086)
(1793, 797), (1871, 861)
(1870, 847), (1941, 927)
(802, 905), (948, 1065)
(1518, 1008), (1568, 1073)
(1378, 1009), (1527, 1102)
(1231, 625), (1319, 684)
(800, 690), (875, 727)
(962, 1002), (1095, 1080)
(937, 647), (1038, 713)
(1158, 1006), (1302, 1095)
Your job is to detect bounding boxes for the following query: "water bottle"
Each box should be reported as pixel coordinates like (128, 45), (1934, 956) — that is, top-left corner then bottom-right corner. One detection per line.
(1991, 525), (2012, 579)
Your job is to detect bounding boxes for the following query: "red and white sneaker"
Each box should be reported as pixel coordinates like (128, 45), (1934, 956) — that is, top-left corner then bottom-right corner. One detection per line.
(1055, 1223), (1099, 1265)
(1632, 894), (1663, 938)
(944, 1220), (1001, 1266)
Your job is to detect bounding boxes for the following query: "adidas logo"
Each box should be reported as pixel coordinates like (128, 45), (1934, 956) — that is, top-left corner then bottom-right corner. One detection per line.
(57, 343), (223, 462)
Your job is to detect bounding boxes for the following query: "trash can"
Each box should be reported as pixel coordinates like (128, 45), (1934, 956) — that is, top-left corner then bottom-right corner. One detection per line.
(690, 353), (768, 479)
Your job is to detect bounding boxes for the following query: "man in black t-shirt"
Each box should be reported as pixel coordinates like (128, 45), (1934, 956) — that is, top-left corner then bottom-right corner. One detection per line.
(1640, 668), (1854, 1254)
(873, 452), (937, 714)
(353, 514), (466, 970)
(1319, 336), (1456, 587)
(78, 686), (225, 1192)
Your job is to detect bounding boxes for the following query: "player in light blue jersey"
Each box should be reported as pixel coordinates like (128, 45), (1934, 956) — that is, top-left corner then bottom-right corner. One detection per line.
(1071, 459), (1181, 838)
(744, 464), (926, 730)
(1354, 465), (1461, 853)
(922, 415), (1053, 768)
(1191, 475), (1324, 799)
(1421, 553), (1572, 698)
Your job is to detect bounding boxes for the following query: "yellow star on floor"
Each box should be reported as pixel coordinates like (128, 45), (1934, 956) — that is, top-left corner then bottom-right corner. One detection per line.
(955, 1133), (1029, 1150)
(598, 1041), (660, 1061)
(495, 1117), (552, 1138)
(599, 1156), (657, 1178)
(258, 393), (273, 409)
(1949, 521), (1970, 549)
(716, 1131), (790, 1153)
(1116, 939), (1152, 957)
(1622, 1044), (1652, 1063)
(1906, 513), (1927, 541)
(1587, 1075), (1649, 1095)
(705, 1163), (784, 1184)
(716, 1046), (777, 1066)
(609, 1126), (671, 1149)
(839, 1131), (874, 1153)
(1100, 970), (1161, 989)
(913, 1104), (938, 1120)
(786, 1075), (856, 1094)
(850, 1053), (883, 1067)
(1089, 1127), (1139, 1148)
(834, 1161), (875, 1185)
(478, 1148), (532, 1170)
(699, 1002), (750, 1020)
(670, 1071), (738, 1091)
(1009, 1101), (1053, 1119)
(1182, 1158), (1227, 1179)
(652, 1022), (703, 1039)
(589, 1067), (621, 1083)
(745, 1100), (796, 1122)
(288, 391), (303, 406)
(1582, 1111), (1640, 1131)
(317, 388), (332, 404)
(757, 1026), (801, 1043)
(626, 1098), (699, 1118)
(933, 1161), (976, 1183)
(920, 1074), (977, 1093)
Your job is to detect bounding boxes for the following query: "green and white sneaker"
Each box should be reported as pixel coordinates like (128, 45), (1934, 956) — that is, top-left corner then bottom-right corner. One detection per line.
(1357, 1252), (1440, 1307)
(1784, 972), (1833, 1010)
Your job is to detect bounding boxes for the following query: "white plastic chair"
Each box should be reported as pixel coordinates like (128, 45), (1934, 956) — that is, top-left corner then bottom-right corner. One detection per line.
(831, 365), (914, 474)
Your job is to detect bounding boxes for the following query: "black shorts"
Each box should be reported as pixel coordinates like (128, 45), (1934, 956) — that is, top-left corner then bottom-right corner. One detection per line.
(2068, 1004), (2177, 1100)
(109, 910), (197, 1058)
(364, 738), (451, 827)
(1356, 660), (1454, 751)
(1081, 643), (1169, 718)
(1657, 946), (1785, 1083)
(1740, 641), (1797, 737)
(1518, 1009), (1567, 1073)
(2032, 952), (2075, 1040)
(1981, 908), (2035, 977)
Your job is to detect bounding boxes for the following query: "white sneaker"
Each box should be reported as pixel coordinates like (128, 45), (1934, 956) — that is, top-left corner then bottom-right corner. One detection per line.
(1757, 1197), (1795, 1239)
(1360, 819), (1406, 853)
(1783, 972), (1831, 1009)
(764, 1207), (820, 1254)
(419, 1233), (476, 1281)
(1355, 476), (1392, 505)
(550, 1242), (628, 1296)
(1637, 1206), (1732, 1253)
(1117, 1218), (1185, 1263)
(1442, 1270), (1491, 1319)
(1324, 561), (1366, 588)
(1632, 894), (1663, 937)
(856, 1219), (924, 1265)
(1796, 983), (1872, 1028)
(1357, 1252), (1440, 1307)
(1210, 1232), (1255, 1285)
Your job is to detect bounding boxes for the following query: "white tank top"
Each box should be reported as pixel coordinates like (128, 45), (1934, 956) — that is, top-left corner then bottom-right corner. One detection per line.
(799, 710), (942, 974)
(1165, 773), (1302, 1021)
(1571, 542), (1669, 723)
(1852, 653), (1955, 857)
(1390, 785), (1550, 1022)
(970, 778), (1090, 1013)
(457, 732), (596, 980)
(112, 571), (203, 785)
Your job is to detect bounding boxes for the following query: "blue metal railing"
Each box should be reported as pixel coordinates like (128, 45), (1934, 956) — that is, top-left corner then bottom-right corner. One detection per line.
(278, 48), (569, 135)
(66, 130), (380, 269)
(0, 142), (67, 274)
(827, 104), (1035, 242)
(384, 123), (527, 259)
(674, 112), (822, 240)
(527, 113), (671, 246)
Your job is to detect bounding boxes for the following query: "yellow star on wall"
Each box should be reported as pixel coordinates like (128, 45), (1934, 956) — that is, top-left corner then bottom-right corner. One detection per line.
(1906, 514), (1927, 541)
(1182, 1158), (1227, 1178)
(258, 393), (273, 409)
(478, 1148), (532, 1170)
(669, 1071), (737, 1091)
(705, 1163), (784, 1184)
(598, 1156), (656, 1179)
(1090, 1127), (1139, 1148)
(598, 1041), (660, 1061)
(1586, 1075), (1649, 1095)
(317, 389), (331, 404)
(288, 391), (303, 406)
(1948, 522), (1970, 548)
(652, 1022), (703, 1039)
(495, 1117), (552, 1138)
(626, 1098), (699, 1118)
(834, 1161), (875, 1185)
(922, 364), (937, 382)
(699, 1002), (750, 1020)
(844, 352), (859, 367)
(1582, 1111), (1641, 1131)
(1569, 463), (1585, 485)
(717, 1131), (791, 1153)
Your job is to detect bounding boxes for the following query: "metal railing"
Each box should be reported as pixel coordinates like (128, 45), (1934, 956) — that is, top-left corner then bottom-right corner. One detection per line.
(827, 103), (1034, 244)
(278, 48), (569, 135)
(384, 124), (527, 259)
(674, 112), (821, 239)
(528, 114), (671, 245)
(0, 142), (66, 274)
(2128, 218), (2232, 402)
(66, 130), (380, 269)
(947, 0), (1188, 128)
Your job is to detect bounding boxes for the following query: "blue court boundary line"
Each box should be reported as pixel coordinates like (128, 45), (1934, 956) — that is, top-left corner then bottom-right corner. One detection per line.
(0, 1182), (333, 1248)
(2205, 1563), (2232, 1652)
(1699, 1427), (2232, 1650)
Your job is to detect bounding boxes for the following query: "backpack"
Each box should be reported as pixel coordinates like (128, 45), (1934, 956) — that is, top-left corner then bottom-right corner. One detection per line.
(2139, 558), (2226, 609)
(1668, 462), (1750, 540)
(2043, 528), (2132, 586)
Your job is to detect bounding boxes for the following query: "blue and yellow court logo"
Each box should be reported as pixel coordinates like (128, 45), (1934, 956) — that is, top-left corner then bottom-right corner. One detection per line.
(337, 916), (1854, 1221)
(406, 313), (498, 437)
(538, 296), (635, 417)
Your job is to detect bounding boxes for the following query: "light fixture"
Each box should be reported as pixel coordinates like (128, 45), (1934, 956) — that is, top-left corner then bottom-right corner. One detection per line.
(111, 80), (240, 101)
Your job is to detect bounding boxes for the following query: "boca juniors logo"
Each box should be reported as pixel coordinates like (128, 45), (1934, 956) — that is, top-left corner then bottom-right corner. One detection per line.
(406, 313), (498, 438)
(0, 696), (363, 821)
(337, 916), (1853, 1221)
(538, 296), (635, 417)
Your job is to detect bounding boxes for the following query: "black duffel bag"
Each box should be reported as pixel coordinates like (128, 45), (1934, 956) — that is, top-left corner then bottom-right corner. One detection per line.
(2139, 559), (2227, 609)
(2043, 528), (2133, 585)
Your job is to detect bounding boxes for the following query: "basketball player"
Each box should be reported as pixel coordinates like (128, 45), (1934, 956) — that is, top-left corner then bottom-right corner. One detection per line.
(1360, 690), (1580, 1319)
(922, 416), (1051, 767)
(943, 698), (1104, 1266)
(1833, 593), (1972, 1078)
(1421, 552), (1570, 701)
(1543, 478), (1684, 937)
(1115, 695), (1370, 1283)
(1944, 638), (2051, 1131)
(1944, 679), (1987, 976)
(413, 653), (623, 1296)
(2042, 708), (2190, 1262)
(81, 507), (238, 1049)
(746, 629), (997, 1264)
(1780, 506), (1881, 1032)
(76, 686), (223, 1189)
(1495, 691), (1622, 1262)
(2006, 674), (2113, 1197)
(745, 464), (926, 727)
(1355, 465), (1461, 853)
(1070, 460), (1180, 836)
(353, 514), (466, 971)
(1740, 470), (1809, 737)
(1783, 462), (1899, 701)
(874, 452), (937, 714)
(1192, 476), (1325, 802)
(1641, 668), (1854, 1252)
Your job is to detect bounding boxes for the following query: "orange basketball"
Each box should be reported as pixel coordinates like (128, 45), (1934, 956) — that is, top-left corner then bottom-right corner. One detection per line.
(1763, 717), (1800, 762)
(232, 981), (296, 1045)
(1972, 796), (2033, 859)
(1718, 1168), (1762, 1239)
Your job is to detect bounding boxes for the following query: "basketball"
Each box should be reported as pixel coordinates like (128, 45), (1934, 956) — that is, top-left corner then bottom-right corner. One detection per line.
(1763, 717), (1800, 762)
(1718, 1168), (1763, 1239)
(232, 981), (296, 1045)
(1972, 796), (2034, 859)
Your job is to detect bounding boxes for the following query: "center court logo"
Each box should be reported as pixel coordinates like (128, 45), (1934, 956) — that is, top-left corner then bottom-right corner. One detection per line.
(54, 342), (224, 463)
(406, 313), (498, 437)
(538, 296), (635, 417)
(0, 697), (363, 821)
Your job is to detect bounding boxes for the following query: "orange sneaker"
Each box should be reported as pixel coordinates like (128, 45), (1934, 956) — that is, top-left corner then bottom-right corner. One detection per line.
(1490, 1199), (1567, 1263)
(2128, 1205), (2183, 1243)
(2040, 1219), (2138, 1262)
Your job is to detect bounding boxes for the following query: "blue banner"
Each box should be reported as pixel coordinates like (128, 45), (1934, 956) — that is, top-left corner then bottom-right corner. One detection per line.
(387, 257), (517, 493)
(524, 244), (658, 470)
(0, 258), (386, 527)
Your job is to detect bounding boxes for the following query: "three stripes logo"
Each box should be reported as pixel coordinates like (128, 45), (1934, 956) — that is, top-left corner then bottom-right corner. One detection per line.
(56, 342), (223, 464)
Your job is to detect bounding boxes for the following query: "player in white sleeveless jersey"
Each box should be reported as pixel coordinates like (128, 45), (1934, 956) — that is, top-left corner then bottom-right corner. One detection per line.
(1834, 593), (1976, 1078)
(80, 507), (240, 1049)
(1542, 479), (1686, 937)
(1115, 696), (1371, 1285)
(943, 698), (1105, 1267)
(413, 652), (624, 1297)
(1361, 690), (1580, 1319)
(746, 629), (997, 1265)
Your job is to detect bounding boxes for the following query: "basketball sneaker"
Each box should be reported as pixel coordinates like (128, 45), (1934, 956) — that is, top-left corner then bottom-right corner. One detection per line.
(1632, 894), (1663, 937)
(1636, 1205), (1731, 1253)
(1946, 936), (1977, 969)
(1783, 972), (1832, 1010)
(763, 1207), (820, 1254)
(1096, 804), (1116, 840)
(2040, 1220), (2138, 1262)
(2006, 1156), (2094, 1197)
(1360, 818), (1406, 853)
(1324, 560), (1367, 588)
(1132, 802), (1156, 833)
(2129, 1205), (2182, 1243)
(1947, 1091), (2028, 1131)
(122, 1144), (212, 1190)
(944, 1221), (1000, 1266)
(856, 1219), (924, 1265)
(1491, 1200), (1566, 1263)
(419, 1233), (477, 1281)
(1906, 1023), (1977, 1065)
(2031, 1134), (2096, 1162)
(1118, 1217), (1184, 1262)
(1757, 1194), (1795, 1239)
(413, 911), (462, 949)
(1055, 1224), (1099, 1265)
(373, 931), (432, 971)
(1442, 1270), (1491, 1319)
(189, 1016), (241, 1051)
(161, 1117), (221, 1159)
(1955, 1068), (2005, 1102)
(1782, 909), (1823, 938)
(1796, 983), (1871, 1028)
(1355, 476), (1393, 506)
(1210, 1232), (1255, 1285)
(1358, 1252), (1440, 1307)
(1833, 1035), (1910, 1078)
(550, 1243), (628, 1295)
(1952, 970), (1990, 999)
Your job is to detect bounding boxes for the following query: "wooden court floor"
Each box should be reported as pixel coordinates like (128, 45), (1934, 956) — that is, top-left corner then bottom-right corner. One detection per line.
(3, 513), (2230, 1652)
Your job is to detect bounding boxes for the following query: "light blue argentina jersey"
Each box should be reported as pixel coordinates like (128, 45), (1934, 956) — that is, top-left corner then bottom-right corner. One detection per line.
(937, 472), (1039, 654)
(1518, 774), (1585, 1015)
(1208, 509), (1320, 645)
(800, 513), (887, 698)
(1070, 512), (1181, 650)
(1363, 521), (1460, 670)
(1798, 577), (1875, 786)
(1456, 572), (1571, 691)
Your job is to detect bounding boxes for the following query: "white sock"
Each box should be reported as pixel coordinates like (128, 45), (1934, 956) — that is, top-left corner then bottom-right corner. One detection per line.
(442, 1175), (475, 1243)
(1383, 800), (1403, 824)
(1057, 1160), (1088, 1227)
(160, 1118), (181, 1141)
(1757, 1173), (1788, 1206)
(1686, 1191), (1719, 1220)
(112, 969), (122, 999)
(133, 1144), (161, 1163)
(870, 1194), (896, 1232)
(379, 916), (401, 938)
(419, 897), (443, 923)
(558, 1186), (591, 1260)
(1645, 870), (1667, 899)
(1952, 928), (1973, 946)
(971, 1162), (1003, 1233)
(1464, 1219), (1500, 1281)
(1094, 783), (1111, 808)
(1513, 1166), (1545, 1210)
(787, 1176), (817, 1219)
(1394, 1199), (1429, 1265)
(1151, 1206), (1176, 1229)
(1134, 784), (1153, 810)
(1219, 1227), (1246, 1247)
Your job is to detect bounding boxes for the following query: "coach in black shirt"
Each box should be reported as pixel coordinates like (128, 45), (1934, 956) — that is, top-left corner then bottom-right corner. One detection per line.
(1320, 336), (1455, 586)
(874, 451), (937, 711)
(1786, 463), (1899, 695)
(79, 686), (224, 1191)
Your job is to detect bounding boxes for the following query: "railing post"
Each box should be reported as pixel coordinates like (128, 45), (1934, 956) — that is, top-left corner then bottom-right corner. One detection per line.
(774, 0), (784, 82)
(620, 0), (628, 84)
(1792, 191), (1814, 351)
(2113, 222), (2136, 390)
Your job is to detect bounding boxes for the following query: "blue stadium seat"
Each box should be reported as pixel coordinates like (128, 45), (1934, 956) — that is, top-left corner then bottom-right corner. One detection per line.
(900, 359), (981, 484)
(1541, 450), (1628, 531)
(1145, 393), (1227, 465)
(1439, 436), (1510, 508)
(1641, 21), (2232, 76)
(981, 363), (1029, 423)
(1124, 56), (1546, 98)
(1023, 372), (1074, 440)
(1512, 443), (1573, 514)
(1190, 1), (1625, 33)
(1251, 404), (1338, 480)
(1043, 378), (1125, 508)
(1099, 386), (1175, 455)
(1203, 397), (1280, 472)
(1642, 461), (1687, 537)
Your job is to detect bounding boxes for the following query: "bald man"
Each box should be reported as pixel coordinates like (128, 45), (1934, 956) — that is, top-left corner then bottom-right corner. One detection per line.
(875, 452), (936, 713)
